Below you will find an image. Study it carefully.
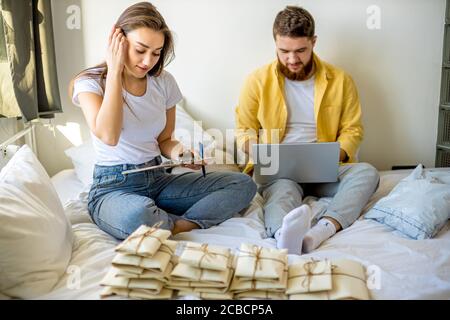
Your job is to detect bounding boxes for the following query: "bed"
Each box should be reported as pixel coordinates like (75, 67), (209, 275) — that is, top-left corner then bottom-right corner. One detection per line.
(35, 166), (450, 300)
(1, 109), (449, 300)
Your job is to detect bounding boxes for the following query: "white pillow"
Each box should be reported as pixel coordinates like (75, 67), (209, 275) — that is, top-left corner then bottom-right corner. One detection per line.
(64, 140), (96, 186)
(0, 145), (73, 298)
(0, 144), (20, 170)
(174, 103), (216, 154)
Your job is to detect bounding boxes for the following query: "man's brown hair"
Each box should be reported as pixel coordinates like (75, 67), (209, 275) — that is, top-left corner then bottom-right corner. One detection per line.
(273, 6), (315, 39)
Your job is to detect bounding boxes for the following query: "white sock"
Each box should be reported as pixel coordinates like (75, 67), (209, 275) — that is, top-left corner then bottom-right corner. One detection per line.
(276, 205), (311, 255)
(302, 218), (337, 253)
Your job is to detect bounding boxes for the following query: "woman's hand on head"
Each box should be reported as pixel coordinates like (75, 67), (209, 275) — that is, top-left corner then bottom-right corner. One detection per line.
(106, 25), (127, 75)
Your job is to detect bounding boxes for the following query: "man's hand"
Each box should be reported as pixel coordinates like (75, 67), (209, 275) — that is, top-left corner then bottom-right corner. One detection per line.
(339, 148), (348, 162)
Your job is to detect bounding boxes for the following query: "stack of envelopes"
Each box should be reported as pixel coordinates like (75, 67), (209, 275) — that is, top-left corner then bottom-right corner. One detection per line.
(166, 242), (235, 300)
(100, 225), (176, 300)
(287, 258), (370, 300)
(98, 224), (371, 300)
(230, 244), (288, 300)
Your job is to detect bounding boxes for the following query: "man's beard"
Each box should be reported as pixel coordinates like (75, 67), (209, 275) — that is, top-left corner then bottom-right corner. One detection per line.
(277, 56), (314, 81)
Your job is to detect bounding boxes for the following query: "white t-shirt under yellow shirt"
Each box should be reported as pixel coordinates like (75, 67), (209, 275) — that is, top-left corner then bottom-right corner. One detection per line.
(282, 75), (317, 144)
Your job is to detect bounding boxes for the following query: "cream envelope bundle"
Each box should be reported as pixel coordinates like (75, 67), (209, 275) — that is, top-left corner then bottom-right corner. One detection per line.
(100, 264), (174, 300)
(179, 242), (231, 271)
(100, 225), (178, 300)
(100, 286), (173, 300)
(230, 270), (288, 293)
(112, 239), (177, 277)
(235, 291), (287, 300)
(101, 231), (371, 300)
(177, 290), (234, 300)
(289, 259), (370, 300)
(167, 242), (234, 296)
(101, 268), (165, 294)
(115, 225), (171, 257)
(112, 261), (175, 283)
(234, 244), (287, 280)
(170, 262), (232, 285)
(110, 240), (178, 285)
(231, 244), (288, 299)
(286, 259), (333, 294)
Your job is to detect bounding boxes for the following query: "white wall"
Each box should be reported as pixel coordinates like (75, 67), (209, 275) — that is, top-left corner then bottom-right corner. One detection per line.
(39, 0), (445, 176)
(36, 0), (87, 177)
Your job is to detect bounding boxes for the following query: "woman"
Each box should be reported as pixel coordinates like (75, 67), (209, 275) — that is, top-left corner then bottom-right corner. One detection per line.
(70, 2), (256, 240)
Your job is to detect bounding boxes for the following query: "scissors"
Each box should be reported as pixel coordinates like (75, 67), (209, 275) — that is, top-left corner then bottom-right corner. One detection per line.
(199, 142), (206, 178)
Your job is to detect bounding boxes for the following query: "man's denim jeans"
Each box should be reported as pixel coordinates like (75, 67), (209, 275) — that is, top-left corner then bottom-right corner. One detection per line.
(259, 163), (380, 237)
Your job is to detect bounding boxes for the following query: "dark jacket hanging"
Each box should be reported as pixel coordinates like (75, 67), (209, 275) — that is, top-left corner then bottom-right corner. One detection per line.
(0, 0), (62, 121)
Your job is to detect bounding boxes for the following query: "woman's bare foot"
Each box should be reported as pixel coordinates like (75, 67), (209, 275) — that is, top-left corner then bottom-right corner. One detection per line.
(171, 219), (200, 235)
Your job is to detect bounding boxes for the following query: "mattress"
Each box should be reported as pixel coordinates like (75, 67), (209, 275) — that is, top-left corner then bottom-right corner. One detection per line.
(45, 168), (450, 300)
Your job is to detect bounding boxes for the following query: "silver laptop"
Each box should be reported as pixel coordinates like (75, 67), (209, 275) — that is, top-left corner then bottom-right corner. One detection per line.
(252, 142), (340, 184)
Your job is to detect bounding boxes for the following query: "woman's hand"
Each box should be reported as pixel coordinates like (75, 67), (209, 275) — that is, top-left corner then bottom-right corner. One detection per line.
(106, 25), (127, 75)
(179, 150), (208, 171)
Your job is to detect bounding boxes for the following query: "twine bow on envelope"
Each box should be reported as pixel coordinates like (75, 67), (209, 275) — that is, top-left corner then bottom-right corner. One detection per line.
(129, 222), (164, 254)
(238, 245), (286, 279)
(301, 259), (325, 292)
(196, 244), (218, 268)
(182, 243), (230, 270)
(286, 258), (334, 294)
(116, 222), (167, 256)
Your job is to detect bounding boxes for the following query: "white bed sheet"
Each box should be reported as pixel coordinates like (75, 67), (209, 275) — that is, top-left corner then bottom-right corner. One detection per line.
(47, 168), (450, 300)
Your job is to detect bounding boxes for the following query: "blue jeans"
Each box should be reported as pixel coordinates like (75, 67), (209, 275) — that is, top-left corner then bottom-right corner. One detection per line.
(88, 156), (257, 240)
(259, 163), (380, 237)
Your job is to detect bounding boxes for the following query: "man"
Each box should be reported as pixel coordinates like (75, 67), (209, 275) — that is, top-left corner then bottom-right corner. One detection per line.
(235, 6), (379, 255)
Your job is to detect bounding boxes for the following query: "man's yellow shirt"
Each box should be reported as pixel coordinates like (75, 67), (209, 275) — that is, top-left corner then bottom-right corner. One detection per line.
(235, 54), (364, 174)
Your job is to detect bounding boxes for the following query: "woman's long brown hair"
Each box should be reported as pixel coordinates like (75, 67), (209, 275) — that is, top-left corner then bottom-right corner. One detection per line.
(68, 2), (175, 102)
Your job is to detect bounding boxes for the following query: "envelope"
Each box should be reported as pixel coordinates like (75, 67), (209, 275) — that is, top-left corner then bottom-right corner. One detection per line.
(101, 286), (173, 300)
(113, 239), (177, 273)
(170, 262), (231, 286)
(230, 270), (288, 293)
(179, 242), (230, 271)
(115, 225), (171, 257)
(286, 259), (333, 294)
(100, 268), (164, 294)
(289, 259), (370, 300)
(235, 244), (287, 280)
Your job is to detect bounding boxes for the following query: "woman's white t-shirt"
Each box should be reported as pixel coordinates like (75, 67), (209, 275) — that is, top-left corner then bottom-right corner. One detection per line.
(72, 70), (183, 166)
